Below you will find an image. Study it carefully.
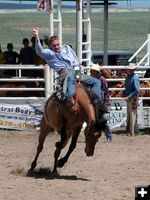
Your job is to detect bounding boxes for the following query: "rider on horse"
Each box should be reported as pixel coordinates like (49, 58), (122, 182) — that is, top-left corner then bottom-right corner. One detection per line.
(32, 28), (102, 110)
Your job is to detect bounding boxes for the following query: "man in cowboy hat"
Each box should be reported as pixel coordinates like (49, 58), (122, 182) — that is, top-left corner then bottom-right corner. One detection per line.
(90, 63), (112, 142)
(124, 63), (140, 136)
(90, 63), (110, 111)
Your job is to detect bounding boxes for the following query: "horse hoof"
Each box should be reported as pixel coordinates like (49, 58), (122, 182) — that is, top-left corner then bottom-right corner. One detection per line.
(30, 162), (36, 171)
(57, 158), (65, 168)
(52, 169), (58, 174)
(55, 142), (62, 149)
(26, 168), (35, 177)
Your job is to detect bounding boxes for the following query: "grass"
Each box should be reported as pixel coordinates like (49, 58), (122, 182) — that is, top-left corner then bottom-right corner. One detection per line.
(0, 9), (150, 58)
(91, 11), (150, 53)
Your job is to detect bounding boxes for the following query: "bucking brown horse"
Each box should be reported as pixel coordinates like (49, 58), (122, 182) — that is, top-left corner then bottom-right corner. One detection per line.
(30, 83), (106, 173)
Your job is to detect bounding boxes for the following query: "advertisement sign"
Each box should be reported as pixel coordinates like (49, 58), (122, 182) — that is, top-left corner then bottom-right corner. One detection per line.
(105, 98), (145, 130)
(0, 98), (147, 131)
(0, 102), (44, 130)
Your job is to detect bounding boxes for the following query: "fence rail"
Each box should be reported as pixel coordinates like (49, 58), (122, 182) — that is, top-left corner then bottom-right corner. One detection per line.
(0, 64), (150, 96)
(0, 64), (51, 99)
(128, 34), (150, 66)
(0, 64), (149, 130)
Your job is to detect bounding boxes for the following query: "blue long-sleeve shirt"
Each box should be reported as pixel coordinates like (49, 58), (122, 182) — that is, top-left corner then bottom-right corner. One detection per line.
(124, 73), (140, 99)
(35, 38), (79, 74)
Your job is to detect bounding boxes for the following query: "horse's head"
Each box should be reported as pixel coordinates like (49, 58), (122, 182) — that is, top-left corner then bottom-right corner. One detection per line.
(84, 125), (101, 156)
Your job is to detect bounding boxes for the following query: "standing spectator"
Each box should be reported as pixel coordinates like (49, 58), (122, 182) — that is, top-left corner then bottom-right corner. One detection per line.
(4, 43), (19, 64)
(124, 63), (140, 136)
(4, 43), (19, 76)
(19, 38), (36, 77)
(90, 63), (112, 142)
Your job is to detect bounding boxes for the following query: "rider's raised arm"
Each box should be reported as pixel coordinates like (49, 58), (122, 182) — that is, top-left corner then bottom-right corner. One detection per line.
(32, 28), (52, 60)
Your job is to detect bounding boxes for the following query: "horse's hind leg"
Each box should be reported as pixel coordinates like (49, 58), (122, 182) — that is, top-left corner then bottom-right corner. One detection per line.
(30, 116), (54, 171)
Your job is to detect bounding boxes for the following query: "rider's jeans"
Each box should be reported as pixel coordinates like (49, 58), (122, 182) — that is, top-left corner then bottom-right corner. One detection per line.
(65, 69), (76, 98)
(102, 123), (112, 141)
(65, 69), (101, 99)
(80, 74), (101, 99)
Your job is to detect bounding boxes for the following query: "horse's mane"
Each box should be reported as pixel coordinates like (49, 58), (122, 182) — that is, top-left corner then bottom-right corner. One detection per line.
(80, 84), (107, 130)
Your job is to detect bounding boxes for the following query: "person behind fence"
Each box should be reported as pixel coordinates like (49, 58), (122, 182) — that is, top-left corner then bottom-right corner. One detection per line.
(4, 43), (20, 76)
(90, 63), (112, 142)
(4, 43), (19, 65)
(19, 38), (36, 77)
(124, 63), (140, 136)
(32, 28), (102, 111)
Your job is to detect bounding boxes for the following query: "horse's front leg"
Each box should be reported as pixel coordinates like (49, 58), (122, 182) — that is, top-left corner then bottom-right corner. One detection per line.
(52, 126), (71, 173)
(57, 126), (82, 168)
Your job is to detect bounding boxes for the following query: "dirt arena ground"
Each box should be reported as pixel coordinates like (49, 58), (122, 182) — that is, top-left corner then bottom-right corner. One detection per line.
(0, 129), (149, 200)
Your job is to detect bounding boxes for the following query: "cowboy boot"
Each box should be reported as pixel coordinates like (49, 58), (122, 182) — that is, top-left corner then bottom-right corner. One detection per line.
(70, 96), (79, 112)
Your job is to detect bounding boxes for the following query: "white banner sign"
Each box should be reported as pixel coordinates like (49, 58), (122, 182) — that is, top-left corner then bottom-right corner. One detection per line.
(0, 99), (147, 131)
(105, 98), (145, 130)
(0, 102), (43, 130)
